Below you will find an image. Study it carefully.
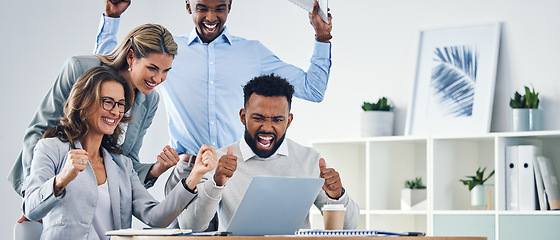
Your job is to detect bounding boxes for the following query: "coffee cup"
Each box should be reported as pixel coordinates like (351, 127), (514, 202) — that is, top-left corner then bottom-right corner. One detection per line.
(322, 204), (345, 230)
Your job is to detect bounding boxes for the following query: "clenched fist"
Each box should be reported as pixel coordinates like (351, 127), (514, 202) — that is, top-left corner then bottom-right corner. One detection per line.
(214, 146), (237, 186)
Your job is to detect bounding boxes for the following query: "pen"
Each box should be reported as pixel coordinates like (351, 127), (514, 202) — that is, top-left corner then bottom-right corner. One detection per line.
(376, 231), (426, 236)
(402, 232), (426, 236)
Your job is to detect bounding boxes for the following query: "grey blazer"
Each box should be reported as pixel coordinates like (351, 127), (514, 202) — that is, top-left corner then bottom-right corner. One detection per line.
(8, 55), (159, 196)
(23, 138), (196, 240)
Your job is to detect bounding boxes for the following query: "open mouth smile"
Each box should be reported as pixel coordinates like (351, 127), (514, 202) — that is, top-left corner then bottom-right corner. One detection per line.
(203, 22), (219, 33)
(145, 80), (156, 88)
(257, 135), (275, 150)
(102, 117), (117, 126)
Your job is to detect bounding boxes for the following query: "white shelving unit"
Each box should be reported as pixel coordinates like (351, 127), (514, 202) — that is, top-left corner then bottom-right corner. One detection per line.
(309, 130), (560, 240)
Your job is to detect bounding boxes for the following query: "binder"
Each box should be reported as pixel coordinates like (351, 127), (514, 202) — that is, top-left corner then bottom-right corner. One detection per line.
(505, 146), (519, 210)
(533, 157), (548, 210)
(518, 145), (537, 210)
(505, 145), (537, 210)
(287, 0), (330, 24)
(536, 156), (560, 209)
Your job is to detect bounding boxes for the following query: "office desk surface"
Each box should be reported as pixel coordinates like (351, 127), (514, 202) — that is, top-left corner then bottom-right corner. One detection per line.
(110, 236), (486, 240)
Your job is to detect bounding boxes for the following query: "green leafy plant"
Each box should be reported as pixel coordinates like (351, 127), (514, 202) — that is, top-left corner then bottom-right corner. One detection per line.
(509, 85), (539, 109)
(362, 97), (393, 111)
(404, 177), (426, 189)
(459, 167), (495, 191)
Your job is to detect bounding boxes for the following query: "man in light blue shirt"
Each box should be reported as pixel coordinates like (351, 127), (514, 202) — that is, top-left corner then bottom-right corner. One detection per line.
(96, 0), (333, 160)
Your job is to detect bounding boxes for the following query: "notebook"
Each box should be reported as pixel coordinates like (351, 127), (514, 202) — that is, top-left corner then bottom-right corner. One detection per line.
(288, 0), (329, 24)
(105, 228), (191, 236)
(226, 176), (324, 236)
(296, 229), (426, 236)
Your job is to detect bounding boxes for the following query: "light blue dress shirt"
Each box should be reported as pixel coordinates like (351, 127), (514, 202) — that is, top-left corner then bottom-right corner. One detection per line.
(95, 15), (331, 155)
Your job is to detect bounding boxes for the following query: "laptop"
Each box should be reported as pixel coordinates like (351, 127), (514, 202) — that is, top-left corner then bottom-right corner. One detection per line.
(226, 176), (324, 236)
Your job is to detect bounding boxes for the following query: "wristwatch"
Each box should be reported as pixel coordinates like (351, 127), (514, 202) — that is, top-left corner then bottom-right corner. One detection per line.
(315, 34), (332, 42)
(188, 155), (196, 166)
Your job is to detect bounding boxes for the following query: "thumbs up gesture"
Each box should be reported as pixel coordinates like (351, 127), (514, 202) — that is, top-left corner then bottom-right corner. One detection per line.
(319, 158), (343, 199)
(214, 146), (237, 186)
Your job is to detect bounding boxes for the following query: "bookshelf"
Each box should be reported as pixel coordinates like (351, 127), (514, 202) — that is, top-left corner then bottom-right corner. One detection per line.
(308, 130), (560, 240)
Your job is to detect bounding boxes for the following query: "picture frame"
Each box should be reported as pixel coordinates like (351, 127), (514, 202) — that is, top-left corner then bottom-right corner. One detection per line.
(405, 23), (501, 136)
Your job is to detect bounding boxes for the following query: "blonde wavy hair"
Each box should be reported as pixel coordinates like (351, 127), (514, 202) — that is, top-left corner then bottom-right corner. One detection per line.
(96, 23), (177, 71)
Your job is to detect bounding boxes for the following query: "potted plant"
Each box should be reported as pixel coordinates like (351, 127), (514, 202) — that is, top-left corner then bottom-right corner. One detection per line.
(460, 167), (495, 209)
(361, 97), (394, 137)
(401, 177), (427, 210)
(510, 85), (542, 131)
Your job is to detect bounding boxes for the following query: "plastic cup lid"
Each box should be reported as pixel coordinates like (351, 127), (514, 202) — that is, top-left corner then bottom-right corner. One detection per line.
(322, 204), (345, 211)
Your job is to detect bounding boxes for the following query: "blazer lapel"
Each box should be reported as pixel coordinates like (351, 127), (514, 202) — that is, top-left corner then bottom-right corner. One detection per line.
(121, 91), (146, 156)
(104, 150), (122, 228)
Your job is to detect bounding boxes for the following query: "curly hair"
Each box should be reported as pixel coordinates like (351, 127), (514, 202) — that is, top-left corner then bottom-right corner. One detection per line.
(242, 73), (295, 109)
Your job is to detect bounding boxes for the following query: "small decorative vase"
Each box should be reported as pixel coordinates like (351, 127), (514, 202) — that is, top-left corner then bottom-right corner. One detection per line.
(470, 184), (493, 210)
(512, 108), (542, 131)
(361, 111), (394, 137)
(401, 188), (427, 210)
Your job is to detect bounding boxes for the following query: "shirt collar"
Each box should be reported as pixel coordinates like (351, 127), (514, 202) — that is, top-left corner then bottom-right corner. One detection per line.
(239, 136), (289, 161)
(187, 26), (233, 46)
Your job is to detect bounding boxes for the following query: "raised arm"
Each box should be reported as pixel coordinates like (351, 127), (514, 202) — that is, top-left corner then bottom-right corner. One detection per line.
(106, 0), (130, 18)
(258, 39), (331, 103)
(309, 0), (333, 43)
(258, 2), (333, 103)
(94, 0), (130, 54)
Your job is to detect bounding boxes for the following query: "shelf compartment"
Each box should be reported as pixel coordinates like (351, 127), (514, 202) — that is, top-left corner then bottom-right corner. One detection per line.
(433, 137), (496, 211)
(368, 139), (427, 210)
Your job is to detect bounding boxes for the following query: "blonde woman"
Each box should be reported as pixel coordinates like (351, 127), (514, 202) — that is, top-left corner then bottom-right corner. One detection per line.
(10, 24), (179, 199)
(23, 66), (217, 239)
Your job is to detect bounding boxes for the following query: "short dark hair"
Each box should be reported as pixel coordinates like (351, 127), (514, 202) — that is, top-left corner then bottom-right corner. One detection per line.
(243, 74), (295, 109)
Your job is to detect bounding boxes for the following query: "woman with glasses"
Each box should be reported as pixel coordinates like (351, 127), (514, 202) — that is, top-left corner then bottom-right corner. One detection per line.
(23, 66), (217, 240)
(10, 23), (179, 199)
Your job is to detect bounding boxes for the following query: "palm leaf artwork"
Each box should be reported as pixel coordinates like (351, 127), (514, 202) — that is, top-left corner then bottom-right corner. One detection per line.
(430, 45), (478, 117)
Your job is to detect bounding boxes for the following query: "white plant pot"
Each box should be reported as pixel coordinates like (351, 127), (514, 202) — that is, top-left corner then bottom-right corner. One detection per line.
(470, 184), (493, 209)
(511, 108), (542, 131)
(400, 189), (427, 210)
(361, 111), (394, 137)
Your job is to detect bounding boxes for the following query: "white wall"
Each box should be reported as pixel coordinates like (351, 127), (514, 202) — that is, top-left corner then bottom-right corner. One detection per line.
(2, 0), (560, 236)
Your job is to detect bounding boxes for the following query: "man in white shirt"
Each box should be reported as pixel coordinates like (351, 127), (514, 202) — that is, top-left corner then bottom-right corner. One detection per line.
(166, 74), (360, 231)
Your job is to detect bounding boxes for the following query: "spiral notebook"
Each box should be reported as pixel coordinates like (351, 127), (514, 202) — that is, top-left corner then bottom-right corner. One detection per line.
(106, 228), (191, 236)
(295, 229), (426, 237)
(288, 0), (329, 24)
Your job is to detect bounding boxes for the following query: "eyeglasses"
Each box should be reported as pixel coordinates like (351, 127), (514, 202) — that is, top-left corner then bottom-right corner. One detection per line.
(101, 97), (129, 113)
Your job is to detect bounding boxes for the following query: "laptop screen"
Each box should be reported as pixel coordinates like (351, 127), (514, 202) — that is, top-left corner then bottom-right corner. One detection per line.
(226, 176), (324, 236)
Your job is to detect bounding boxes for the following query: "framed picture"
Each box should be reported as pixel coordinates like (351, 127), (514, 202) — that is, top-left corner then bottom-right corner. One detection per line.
(405, 23), (501, 136)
